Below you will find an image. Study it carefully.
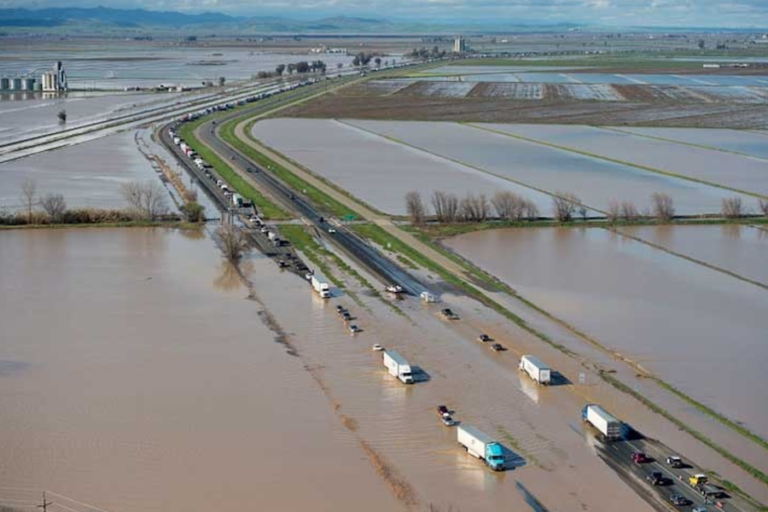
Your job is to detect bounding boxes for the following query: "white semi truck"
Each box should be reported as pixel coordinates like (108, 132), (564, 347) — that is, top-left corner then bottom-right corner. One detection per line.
(582, 404), (623, 440)
(383, 350), (414, 384)
(519, 355), (552, 385)
(457, 425), (506, 471)
(310, 275), (331, 299)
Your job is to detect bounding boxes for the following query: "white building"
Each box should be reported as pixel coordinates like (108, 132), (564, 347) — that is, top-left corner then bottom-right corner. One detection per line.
(453, 35), (467, 53)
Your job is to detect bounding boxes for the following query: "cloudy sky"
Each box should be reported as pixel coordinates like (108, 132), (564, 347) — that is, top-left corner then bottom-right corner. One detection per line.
(2, 0), (768, 27)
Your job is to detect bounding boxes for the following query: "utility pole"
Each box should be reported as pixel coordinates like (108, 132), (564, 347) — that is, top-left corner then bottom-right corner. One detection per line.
(38, 492), (53, 512)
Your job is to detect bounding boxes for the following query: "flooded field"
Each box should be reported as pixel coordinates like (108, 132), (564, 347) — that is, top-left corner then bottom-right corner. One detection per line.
(0, 131), (162, 210)
(444, 227), (768, 440)
(614, 127), (768, 159)
(0, 228), (400, 512)
(343, 120), (742, 215)
(480, 123), (768, 197)
(250, 118), (553, 215)
(618, 224), (768, 287)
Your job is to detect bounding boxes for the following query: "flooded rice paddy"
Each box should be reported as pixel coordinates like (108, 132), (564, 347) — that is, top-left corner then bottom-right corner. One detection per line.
(0, 228), (400, 512)
(0, 131), (164, 210)
(343, 120), (745, 215)
(614, 127), (768, 160)
(480, 123), (768, 197)
(250, 118), (553, 215)
(444, 226), (768, 440)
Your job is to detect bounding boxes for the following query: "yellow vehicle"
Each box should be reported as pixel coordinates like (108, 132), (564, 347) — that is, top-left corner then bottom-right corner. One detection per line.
(689, 474), (708, 486)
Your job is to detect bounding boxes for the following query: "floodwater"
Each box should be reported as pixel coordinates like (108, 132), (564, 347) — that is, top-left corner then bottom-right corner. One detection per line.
(0, 131), (160, 210)
(481, 123), (768, 198)
(344, 120), (741, 215)
(444, 227), (768, 440)
(618, 224), (768, 287)
(615, 127), (768, 160)
(250, 118), (553, 215)
(0, 228), (401, 512)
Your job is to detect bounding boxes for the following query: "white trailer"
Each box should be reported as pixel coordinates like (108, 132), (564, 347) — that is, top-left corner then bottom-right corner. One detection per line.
(310, 275), (331, 299)
(383, 350), (414, 384)
(582, 404), (623, 440)
(457, 425), (506, 471)
(519, 355), (552, 385)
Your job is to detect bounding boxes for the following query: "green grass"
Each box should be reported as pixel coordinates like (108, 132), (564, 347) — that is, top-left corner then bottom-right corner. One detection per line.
(178, 120), (289, 220)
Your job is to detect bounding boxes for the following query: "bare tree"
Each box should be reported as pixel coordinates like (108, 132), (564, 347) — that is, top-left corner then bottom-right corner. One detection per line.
(458, 193), (489, 222)
(405, 191), (426, 225)
(522, 199), (539, 220)
(651, 193), (675, 222)
(758, 198), (768, 217)
(431, 190), (459, 223)
(40, 193), (67, 222)
(216, 224), (249, 261)
(606, 200), (620, 223)
(578, 204), (589, 221)
(721, 197), (743, 219)
(443, 193), (459, 223)
(20, 177), (37, 224)
(120, 181), (168, 220)
(620, 201), (639, 222)
(491, 191), (524, 220)
(552, 192), (580, 222)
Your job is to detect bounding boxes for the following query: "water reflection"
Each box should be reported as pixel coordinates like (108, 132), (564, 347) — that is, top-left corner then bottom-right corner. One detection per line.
(213, 260), (253, 292)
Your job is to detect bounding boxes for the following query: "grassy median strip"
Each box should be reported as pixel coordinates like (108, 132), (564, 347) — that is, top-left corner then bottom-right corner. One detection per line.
(178, 120), (289, 220)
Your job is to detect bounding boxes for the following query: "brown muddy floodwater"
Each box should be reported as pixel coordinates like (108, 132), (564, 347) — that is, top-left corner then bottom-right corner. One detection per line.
(444, 226), (768, 440)
(0, 228), (399, 512)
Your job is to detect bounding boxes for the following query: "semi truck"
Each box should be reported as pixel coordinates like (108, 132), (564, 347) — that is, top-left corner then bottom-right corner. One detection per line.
(582, 404), (623, 440)
(457, 425), (506, 471)
(310, 275), (331, 299)
(231, 193), (244, 207)
(519, 355), (552, 385)
(383, 350), (414, 384)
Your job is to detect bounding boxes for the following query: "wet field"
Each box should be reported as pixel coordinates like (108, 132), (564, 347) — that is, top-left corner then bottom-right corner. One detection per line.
(0, 228), (400, 512)
(614, 127), (768, 159)
(480, 123), (768, 197)
(344, 120), (745, 215)
(0, 131), (161, 210)
(250, 118), (553, 215)
(444, 226), (768, 440)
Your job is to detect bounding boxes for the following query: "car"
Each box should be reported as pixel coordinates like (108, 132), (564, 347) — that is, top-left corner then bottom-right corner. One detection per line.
(441, 308), (459, 320)
(386, 284), (404, 294)
(491, 343), (506, 352)
(372, 344), (384, 351)
(349, 325), (361, 334)
(647, 471), (664, 486)
(341, 312), (352, 322)
(692, 508), (708, 512)
(277, 260), (288, 268)
(335, 305), (345, 313)
(632, 452), (649, 464)
(305, 272), (313, 281)
(666, 455), (683, 468)
(328, 228), (337, 234)
(441, 415), (456, 427)
(478, 334), (492, 342)
(670, 495), (689, 507)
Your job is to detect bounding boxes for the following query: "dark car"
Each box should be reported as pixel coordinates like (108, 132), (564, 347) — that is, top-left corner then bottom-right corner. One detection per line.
(441, 308), (458, 320)
(478, 334), (492, 342)
(437, 405), (449, 416)
(491, 343), (506, 352)
(670, 495), (689, 507)
(647, 471), (664, 486)
(335, 305), (345, 313)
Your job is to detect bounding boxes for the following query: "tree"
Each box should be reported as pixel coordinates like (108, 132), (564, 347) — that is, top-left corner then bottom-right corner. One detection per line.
(491, 191), (521, 220)
(651, 193), (675, 222)
(759, 198), (768, 217)
(606, 199), (620, 222)
(552, 192), (580, 222)
(180, 201), (205, 223)
(275, 64), (286, 76)
(295, 61), (310, 74)
(57, 109), (67, 124)
(352, 55), (360, 67)
(698, 39), (706, 50)
(721, 197), (743, 218)
(522, 199), (539, 221)
(405, 191), (426, 225)
(216, 224), (248, 261)
(218, 76), (226, 87)
(120, 181), (168, 221)
(40, 193), (67, 222)
(287, 63), (296, 74)
(20, 177), (37, 224)
(459, 193), (489, 222)
(375, 57), (382, 68)
(620, 201), (639, 222)
(431, 190), (460, 223)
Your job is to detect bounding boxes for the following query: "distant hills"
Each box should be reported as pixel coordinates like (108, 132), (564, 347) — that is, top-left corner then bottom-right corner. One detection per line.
(0, 6), (583, 35)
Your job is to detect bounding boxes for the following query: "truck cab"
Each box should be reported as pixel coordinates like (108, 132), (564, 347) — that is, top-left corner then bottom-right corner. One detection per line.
(485, 443), (506, 471)
(398, 364), (414, 384)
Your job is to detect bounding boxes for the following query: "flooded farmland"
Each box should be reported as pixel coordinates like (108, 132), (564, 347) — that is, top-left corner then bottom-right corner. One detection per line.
(0, 131), (161, 210)
(614, 127), (768, 160)
(250, 118), (553, 215)
(480, 123), (768, 197)
(444, 226), (768, 440)
(343, 119), (743, 215)
(0, 228), (400, 512)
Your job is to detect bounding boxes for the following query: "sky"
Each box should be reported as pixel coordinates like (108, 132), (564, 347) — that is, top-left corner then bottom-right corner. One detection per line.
(1, 0), (768, 27)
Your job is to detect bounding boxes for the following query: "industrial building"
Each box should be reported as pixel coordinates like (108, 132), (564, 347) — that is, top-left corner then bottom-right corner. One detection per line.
(453, 35), (467, 53)
(0, 61), (67, 93)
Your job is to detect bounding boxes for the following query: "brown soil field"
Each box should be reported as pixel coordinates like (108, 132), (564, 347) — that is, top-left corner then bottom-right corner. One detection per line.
(280, 92), (768, 128)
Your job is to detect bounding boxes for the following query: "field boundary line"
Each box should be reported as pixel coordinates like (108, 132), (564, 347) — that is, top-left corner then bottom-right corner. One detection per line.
(465, 122), (768, 201)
